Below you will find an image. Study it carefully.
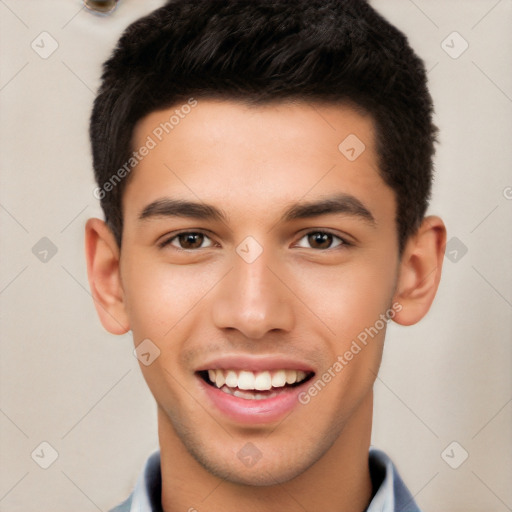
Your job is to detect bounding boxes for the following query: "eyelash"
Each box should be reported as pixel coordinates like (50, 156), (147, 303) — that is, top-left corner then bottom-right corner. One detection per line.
(158, 230), (352, 251)
(158, 231), (215, 250)
(294, 230), (351, 250)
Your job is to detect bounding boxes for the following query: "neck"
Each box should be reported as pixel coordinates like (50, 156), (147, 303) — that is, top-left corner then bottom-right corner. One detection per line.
(159, 392), (374, 512)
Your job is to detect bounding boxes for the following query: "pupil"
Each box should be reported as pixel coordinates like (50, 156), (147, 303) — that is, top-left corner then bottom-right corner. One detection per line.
(309, 232), (332, 249)
(181, 233), (203, 248)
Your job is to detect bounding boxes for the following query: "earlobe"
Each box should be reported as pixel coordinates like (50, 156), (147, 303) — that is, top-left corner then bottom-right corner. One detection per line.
(392, 216), (447, 326)
(85, 218), (130, 335)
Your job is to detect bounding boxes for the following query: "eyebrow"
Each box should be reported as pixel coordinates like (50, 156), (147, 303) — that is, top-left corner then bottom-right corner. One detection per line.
(282, 194), (376, 226)
(139, 199), (227, 223)
(138, 193), (375, 226)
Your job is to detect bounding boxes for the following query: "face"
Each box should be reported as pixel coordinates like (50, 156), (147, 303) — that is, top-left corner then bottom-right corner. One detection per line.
(119, 100), (400, 485)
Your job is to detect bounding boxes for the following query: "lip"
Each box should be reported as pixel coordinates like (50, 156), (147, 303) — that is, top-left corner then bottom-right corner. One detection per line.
(198, 375), (311, 424)
(196, 355), (315, 373)
(195, 355), (315, 425)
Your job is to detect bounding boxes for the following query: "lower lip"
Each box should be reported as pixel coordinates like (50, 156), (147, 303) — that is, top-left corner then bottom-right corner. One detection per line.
(198, 376), (307, 425)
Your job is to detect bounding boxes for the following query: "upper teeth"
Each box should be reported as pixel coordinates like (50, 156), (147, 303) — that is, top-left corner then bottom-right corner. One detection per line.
(207, 369), (308, 391)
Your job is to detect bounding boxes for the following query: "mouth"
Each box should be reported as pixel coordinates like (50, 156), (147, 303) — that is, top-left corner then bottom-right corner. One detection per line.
(198, 368), (314, 401)
(195, 357), (316, 424)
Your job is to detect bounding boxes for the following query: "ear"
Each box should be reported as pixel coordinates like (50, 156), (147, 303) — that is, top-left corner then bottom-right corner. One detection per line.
(392, 216), (447, 326)
(85, 218), (130, 334)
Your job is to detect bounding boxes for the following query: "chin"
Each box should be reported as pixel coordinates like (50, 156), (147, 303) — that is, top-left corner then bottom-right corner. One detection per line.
(205, 459), (309, 487)
(187, 441), (327, 488)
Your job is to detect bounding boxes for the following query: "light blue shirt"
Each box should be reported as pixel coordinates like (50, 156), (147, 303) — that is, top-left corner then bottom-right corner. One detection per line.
(110, 447), (421, 512)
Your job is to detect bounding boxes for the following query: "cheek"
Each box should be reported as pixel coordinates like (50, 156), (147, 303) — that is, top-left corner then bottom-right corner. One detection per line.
(120, 257), (215, 409)
(121, 254), (220, 339)
(293, 261), (394, 423)
(291, 255), (397, 341)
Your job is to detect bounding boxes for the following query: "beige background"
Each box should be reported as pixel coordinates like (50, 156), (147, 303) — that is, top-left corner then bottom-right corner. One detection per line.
(1, 1), (511, 510)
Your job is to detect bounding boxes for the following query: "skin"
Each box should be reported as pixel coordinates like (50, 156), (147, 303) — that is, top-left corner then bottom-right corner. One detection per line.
(85, 100), (446, 512)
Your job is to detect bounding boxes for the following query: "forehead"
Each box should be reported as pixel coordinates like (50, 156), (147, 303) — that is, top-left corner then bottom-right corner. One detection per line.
(124, 99), (394, 225)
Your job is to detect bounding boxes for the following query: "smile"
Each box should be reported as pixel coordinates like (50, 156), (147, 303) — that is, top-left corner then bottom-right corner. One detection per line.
(195, 365), (315, 423)
(202, 369), (312, 400)
(195, 356), (316, 423)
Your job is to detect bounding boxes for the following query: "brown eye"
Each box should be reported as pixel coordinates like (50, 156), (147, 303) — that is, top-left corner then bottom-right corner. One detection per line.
(296, 231), (345, 250)
(308, 232), (333, 249)
(179, 233), (203, 249)
(166, 232), (213, 250)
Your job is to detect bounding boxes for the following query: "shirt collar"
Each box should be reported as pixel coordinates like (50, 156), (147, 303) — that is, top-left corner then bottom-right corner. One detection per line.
(129, 451), (163, 512)
(366, 447), (422, 512)
(119, 447), (421, 512)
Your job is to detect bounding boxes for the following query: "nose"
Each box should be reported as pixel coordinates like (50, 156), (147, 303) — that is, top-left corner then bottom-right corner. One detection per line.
(212, 251), (295, 339)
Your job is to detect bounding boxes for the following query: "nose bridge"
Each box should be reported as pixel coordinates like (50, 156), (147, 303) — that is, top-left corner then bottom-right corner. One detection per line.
(238, 256), (274, 309)
(212, 248), (295, 339)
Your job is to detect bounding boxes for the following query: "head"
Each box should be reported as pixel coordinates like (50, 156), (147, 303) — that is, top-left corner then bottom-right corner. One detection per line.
(86, 0), (445, 488)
